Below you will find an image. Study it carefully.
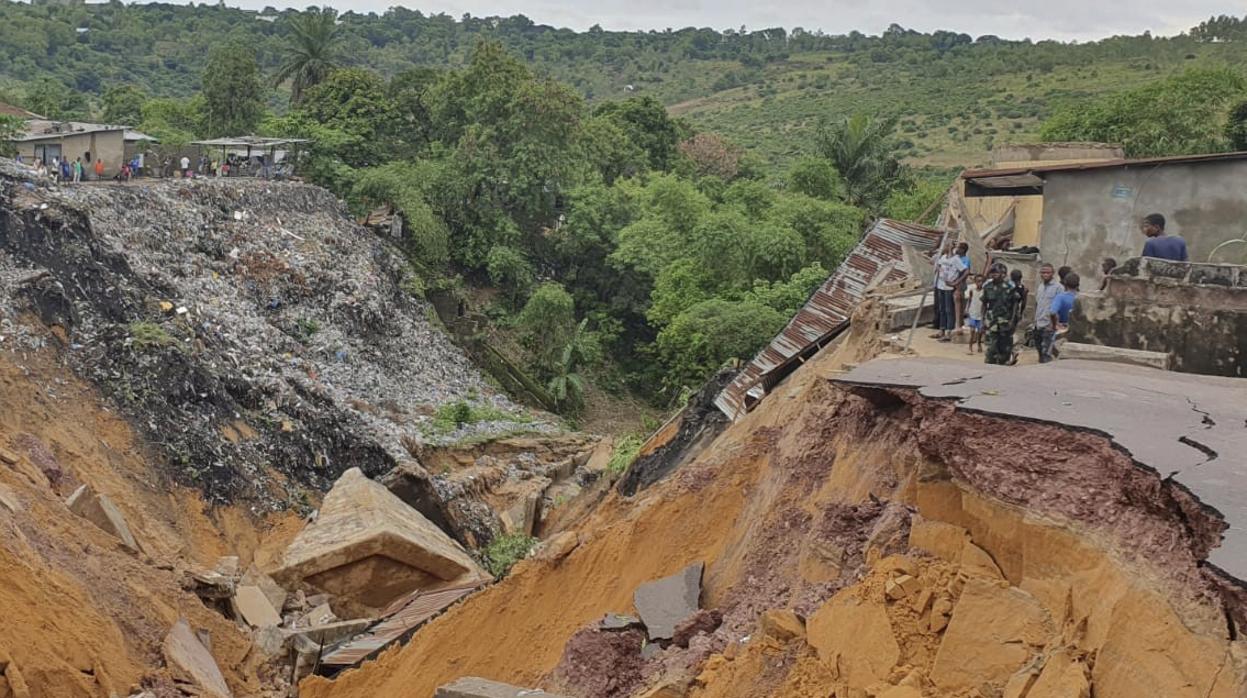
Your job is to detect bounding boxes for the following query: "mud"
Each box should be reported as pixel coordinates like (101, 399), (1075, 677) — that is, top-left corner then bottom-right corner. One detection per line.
(306, 341), (1247, 698)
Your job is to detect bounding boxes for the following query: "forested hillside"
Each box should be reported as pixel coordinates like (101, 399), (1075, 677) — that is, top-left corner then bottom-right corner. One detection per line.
(4, 1), (1247, 166)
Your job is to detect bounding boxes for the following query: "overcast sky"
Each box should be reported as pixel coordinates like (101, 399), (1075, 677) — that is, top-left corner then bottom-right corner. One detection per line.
(222, 0), (1232, 42)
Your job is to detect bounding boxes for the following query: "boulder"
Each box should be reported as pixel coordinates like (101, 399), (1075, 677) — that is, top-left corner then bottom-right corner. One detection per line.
(1028, 649), (1091, 698)
(162, 619), (232, 698)
(65, 484), (139, 552)
(633, 562), (703, 641)
(807, 591), (899, 689)
(240, 564), (287, 612)
(758, 609), (806, 643)
(233, 586), (282, 628)
(930, 579), (1054, 691)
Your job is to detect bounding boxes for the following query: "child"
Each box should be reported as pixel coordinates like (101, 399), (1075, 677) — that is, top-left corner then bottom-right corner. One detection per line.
(965, 274), (985, 354)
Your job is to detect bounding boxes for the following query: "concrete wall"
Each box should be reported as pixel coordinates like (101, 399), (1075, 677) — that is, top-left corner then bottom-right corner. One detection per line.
(17, 131), (127, 177)
(1040, 160), (1247, 273)
(1068, 257), (1247, 378)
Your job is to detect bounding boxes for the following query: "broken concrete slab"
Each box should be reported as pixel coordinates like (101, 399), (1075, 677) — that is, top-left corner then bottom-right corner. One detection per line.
(1059, 342), (1171, 370)
(633, 562), (703, 641)
(240, 564), (286, 612)
(274, 468), (487, 610)
(66, 484), (139, 552)
(298, 603), (336, 628)
(233, 586), (282, 628)
(434, 677), (570, 698)
(284, 618), (372, 646)
(162, 619), (231, 698)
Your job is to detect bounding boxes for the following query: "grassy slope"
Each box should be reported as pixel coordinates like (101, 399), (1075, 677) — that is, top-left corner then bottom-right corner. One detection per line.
(665, 50), (1238, 170)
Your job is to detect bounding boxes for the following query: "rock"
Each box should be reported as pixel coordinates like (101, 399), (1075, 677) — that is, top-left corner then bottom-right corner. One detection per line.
(65, 484), (139, 553)
(671, 608), (722, 648)
(1028, 649), (1090, 698)
(634, 562), (703, 641)
(273, 468), (486, 611)
(213, 556), (240, 578)
(636, 678), (690, 698)
(298, 603), (336, 628)
(233, 586), (282, 628)
(240, 564), (287, 612)
(0, 448), (17, 465)
(876, 687), (922, 698)
(284, 618), (372, 646)
(908, 517), (970, 563)
(599, 614), (642, 631)
(807, 591), (900, 689)
(641, 642), (663, 660)
(534, 531), (579, 563)
(758, 609), (806, 643)
(930, 579), (1055, 691)
(162, 619), (232, 698)
(960, 541), (1003, 579)
(434, 677), (569, 698)
(929, 596), (954, 633)
(499, 491), (540, 537)
(885, 574), (919, 601)
(0, 484), (21, 513)
(252, 625), (288, 657)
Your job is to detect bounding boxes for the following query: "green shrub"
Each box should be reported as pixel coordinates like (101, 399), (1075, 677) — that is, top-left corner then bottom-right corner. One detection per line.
(128, 321), (180, 352)
(607, 433), (644, 475)
(482, 533), (537, 577)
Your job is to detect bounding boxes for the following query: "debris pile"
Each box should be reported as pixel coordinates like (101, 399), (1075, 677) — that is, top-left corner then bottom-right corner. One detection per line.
(0, 160), (547, 507)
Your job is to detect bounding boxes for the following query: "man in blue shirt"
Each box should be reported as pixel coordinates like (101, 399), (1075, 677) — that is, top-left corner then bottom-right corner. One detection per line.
(1052, 272), (1079, 326)
(1141, 213), (1188, 262)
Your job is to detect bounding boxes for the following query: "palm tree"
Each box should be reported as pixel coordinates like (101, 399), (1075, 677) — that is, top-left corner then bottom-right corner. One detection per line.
(547, 319), (592, 413)
(273, 8), (343, 104)
(815, 113), (906, 211)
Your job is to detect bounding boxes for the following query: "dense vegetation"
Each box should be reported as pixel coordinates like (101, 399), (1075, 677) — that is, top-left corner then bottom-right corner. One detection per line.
(5, 2), (1247, 414)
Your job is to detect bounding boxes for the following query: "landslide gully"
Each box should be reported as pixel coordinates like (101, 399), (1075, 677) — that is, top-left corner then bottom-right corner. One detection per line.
(307, 346), (1247, 698)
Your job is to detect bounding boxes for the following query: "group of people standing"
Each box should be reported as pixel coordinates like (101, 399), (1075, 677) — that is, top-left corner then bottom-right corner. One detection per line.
(929, 211), (1188, 367)
(931, 246), (1084, 366)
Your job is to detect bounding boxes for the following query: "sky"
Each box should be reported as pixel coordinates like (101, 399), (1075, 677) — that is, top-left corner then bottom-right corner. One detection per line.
(218, 0), (1232, 42)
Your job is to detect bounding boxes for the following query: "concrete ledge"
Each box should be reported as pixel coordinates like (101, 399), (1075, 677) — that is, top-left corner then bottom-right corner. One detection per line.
(1059, 342), (1172, 370)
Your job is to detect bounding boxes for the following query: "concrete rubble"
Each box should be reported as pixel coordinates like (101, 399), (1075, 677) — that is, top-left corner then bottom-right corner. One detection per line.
(435, 677), (569, 698)
(162, 619), (232, 698)
(633, 562), (704, 642)
(273, 467), (488, 611)
(65, 483), (139, 552)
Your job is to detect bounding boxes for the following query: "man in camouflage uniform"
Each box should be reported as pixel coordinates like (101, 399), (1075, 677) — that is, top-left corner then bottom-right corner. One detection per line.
(981, 262), (1021, 365)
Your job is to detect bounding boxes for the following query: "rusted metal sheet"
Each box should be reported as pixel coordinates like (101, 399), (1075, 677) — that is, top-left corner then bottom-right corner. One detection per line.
(319, 581), (483, 669)
(714, 219), (946, 420)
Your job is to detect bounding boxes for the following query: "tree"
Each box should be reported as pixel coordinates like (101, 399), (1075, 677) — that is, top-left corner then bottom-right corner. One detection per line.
(786, 157), (846, 201)
(814, 113), (907, 211)
(0, 115), (23, 157)
(547, 319), (597, 413)
(656, 298), (785, 395)
(1040, 68), (1247, 157)
(298, 68), (399, 166)
(273, 8), (342, 104)
(101, 85), (146, 125)
(201, 42), (264, 137)
(676, 133), (743, 180)
(594, 97), (685, 171)
(1225, 99), (1247, 151)
(23, 80), (76, 120)
(517, 282), (576, 376)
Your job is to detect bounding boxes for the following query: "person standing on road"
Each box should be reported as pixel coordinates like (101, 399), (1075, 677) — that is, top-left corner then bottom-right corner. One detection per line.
(180, 155), (191, 178)
(933, 242), (965, 342)
(981, 263), (1020, 365)
(1140, 213), (1188, 262)
(72, 157), (83, 182)
(953, 241), (972, 330)
(1033, 263), (1061, 364)
(93, 157), (104, 181)
(965, 273), (985, 355)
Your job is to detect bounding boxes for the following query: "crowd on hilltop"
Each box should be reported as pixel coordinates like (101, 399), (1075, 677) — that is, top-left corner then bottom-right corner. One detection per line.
(12, 152), (279, 183)
(930, 212), (1189, 365)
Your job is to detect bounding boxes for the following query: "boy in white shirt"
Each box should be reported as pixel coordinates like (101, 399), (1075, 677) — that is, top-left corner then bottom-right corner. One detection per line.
(965, 273), (985, 354)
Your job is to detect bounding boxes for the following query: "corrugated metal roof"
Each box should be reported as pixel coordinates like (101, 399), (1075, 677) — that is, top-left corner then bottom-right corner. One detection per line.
(961, 150), (1247, 180)
(319, 581), (483, 669)
(714, 218), (946, 420)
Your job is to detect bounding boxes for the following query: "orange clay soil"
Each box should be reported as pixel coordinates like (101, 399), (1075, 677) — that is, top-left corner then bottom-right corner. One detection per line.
(305, 338), (1247, 698)
(0, 337), (302, 697)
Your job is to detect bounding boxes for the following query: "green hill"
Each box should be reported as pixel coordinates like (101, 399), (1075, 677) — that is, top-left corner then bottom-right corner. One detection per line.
(3, 1), (1247, 168)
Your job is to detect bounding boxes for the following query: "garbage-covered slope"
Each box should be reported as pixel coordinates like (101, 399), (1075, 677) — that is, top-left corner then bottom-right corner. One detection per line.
(304, 341), (1247, 698)
(0, 165), (535, 507)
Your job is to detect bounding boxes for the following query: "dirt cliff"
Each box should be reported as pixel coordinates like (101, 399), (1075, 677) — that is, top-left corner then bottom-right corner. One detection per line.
(304, 337), (1247, 697)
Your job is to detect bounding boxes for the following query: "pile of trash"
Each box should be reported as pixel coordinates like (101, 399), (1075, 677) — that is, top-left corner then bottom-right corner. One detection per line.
(0, 160), (549, 506)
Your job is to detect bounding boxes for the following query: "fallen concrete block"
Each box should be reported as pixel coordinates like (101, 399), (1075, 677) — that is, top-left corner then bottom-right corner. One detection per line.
(273, 468), (486, 610)
(66, 484), (139, 552)
(298, 602), (336, 628)
(162, 619), (232, 698)
(0, 483), (22, 513)
(284, 618), (372, 646)
(233, 586), (282, 628)
(1058, 342), (1171, 370)
(434, 677), (570, 698)
(634, 562), (703, 641)
(240, 564), (287, 612)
